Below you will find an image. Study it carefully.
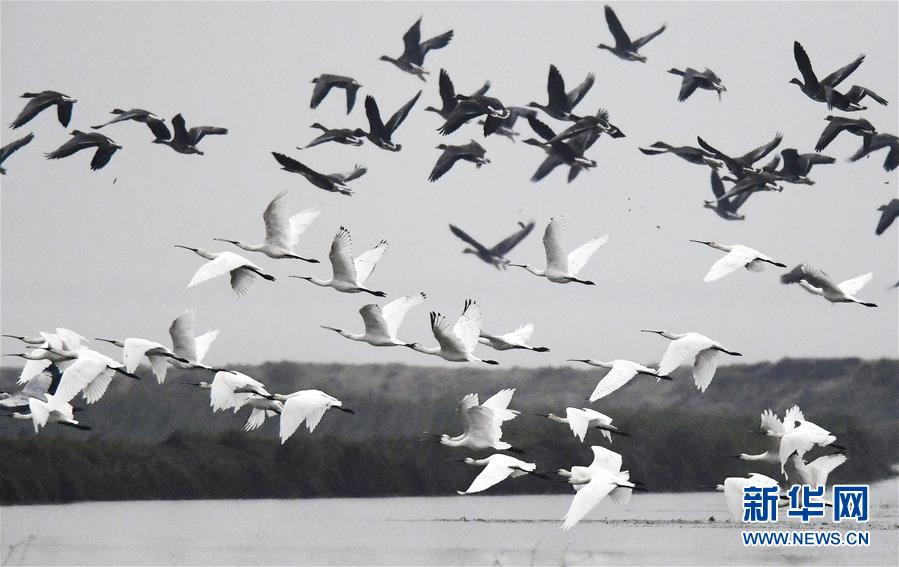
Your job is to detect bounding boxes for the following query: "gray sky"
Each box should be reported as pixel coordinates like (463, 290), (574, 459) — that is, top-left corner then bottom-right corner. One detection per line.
(2, 1), (897, 370)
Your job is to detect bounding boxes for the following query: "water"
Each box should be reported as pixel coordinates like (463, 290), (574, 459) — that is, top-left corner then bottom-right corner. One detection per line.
(2, 480), (896, 566)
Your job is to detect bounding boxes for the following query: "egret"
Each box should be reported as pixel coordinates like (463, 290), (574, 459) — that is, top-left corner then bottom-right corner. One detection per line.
(780, 264), (877, 307)
(478, 323), (550, 353)
(379, 18), (453, 81)
(321, 292), (426, 347)
(448, 221), (535, 269)
(408, 300), (499, 364)
(689, 240), (786, 282)
(642, 329), (742, 392)
(784, 452), (847, 489)
(0, 132), (35, 175)
(291, 227), (388, 296)
(559, 446), (637, 530)
(10, 91), (76, 129)
(276, 389), (354, 443)
(568, 358), (669, 401)
(310, 74), (362, 113)
(8, 395), (90, 433)
(423, 389), (520, 451)
(510, 217), (609, 285)
(722, 473), (781, 521)
(175, 245), (276, 297)
(668, 68), (726, 101)
(536, 407), (627, 443)
(597, 5), (665, 62)
(453, 454), (545, 495)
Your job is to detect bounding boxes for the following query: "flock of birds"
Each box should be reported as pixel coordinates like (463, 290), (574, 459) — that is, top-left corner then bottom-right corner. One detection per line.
(1, 5), (895, 530)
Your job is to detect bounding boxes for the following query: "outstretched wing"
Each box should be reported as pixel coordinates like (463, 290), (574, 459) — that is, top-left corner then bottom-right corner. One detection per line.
(692, 348), (721, 392)
(187, 253), (252, 288)
(546, 65), (569, 111)
(562, 473), (616, 530)
(837, 272), (873, 296)
(498, 324), (534, 346)
(353, 240), (388, 285)
(364, 96), (388, 141)
(188, 126), (227, 146)
(490, 221), (534, 256)
(543, 217), (568, 272)
(386, 90), (422, 135)
(380, 292), (426, 338)
(793, 41), (819, 89)
(328, 227), (357, 283)
(739, 133), (783, 165)
(567, 234), (609, 276)
(449, 224), (490, 255)
(589, 363), (639, 401)
(459, 458), (515, 495)
(631, 24), (666, 50)
(807, 454), (847, 488)
(400, 17), (424, 63)
(451, 300), (483, 353)
(657, 336), (703, 376)
(603, 5), (631, 47)
(821, 54), (865, 89)
(703, 248), (757, 282)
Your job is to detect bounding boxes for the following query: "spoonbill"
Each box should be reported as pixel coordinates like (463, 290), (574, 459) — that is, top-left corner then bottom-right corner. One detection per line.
(478, 323), (550, 353)
(642, 329), (742, 392)
(321, 292), (426, 347)
(379, 18), (453, 81)
(510, 217), (609, 285)
(242, 396), (285, 432)
(722, 473), (782, 521)
(210, 371), (274, 413)
(0, 368), (60, 409)
(780, 264), (877, 307)
(423, 389), (520, 451)
(448, 221), (535, 269)
(778, 413), (839, 475)
(93, 337), (191, 384)
(10, 91), (76, 128)
(276, 390), (354, 443)
(569, 358), (669, 401)
(46, 346), (140, 410)
(167, 310), (221, 372)
(559, 446), (637, 530)
(536, 407), (626, 443)
(597, 5), (666, 62)
(727, 409), (793, 463)
(8, 395), (90, 433)
(175, 245), (275, 297)
(5, 329), (87, 384)
(408, 300), (499, 364)
(213, 191), (320, 262)
(453, 454), (545, 495)
(0, 132), (35, 175)
(784, 452), (846, 489)
(310, 74), (362, 113)
(689, 240), (786, 282)
(291, 227), (388, 296)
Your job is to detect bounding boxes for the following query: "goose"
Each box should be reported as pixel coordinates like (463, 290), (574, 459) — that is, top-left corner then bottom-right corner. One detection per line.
(152, 113), (227, 155)
(438, 94), (511, 136)
(408, 300), (499, 364)
(696, 133), (783, 177)
(8, 395), (90, 433)
(452, 454), (545, 495)
(91, 108), (170, 139)
(774, 148), (835, 182)
(510, 216), (608, 285)
(703, 169), (748, 221)
(568, 358), (669, 401)
(597, 5), (666, 62)
(174, 245), (276, 297)
(722, 473), (782, 521)
(45, 131), (121, 171)
(380, 17), (453, 80)
(321, 292), (426, 347)
(790, 41), (864, 104)
(0, 132), (34, 175)
(668, 68), (726, 101)
(546, 108), (626, 145)
(522, 117), (597, 182)
(429, 140), (489, 181)
(875, 199), (899, 235)
(424, 68), (490, 119)
(363, 92), (422, 151)
(536, 407), (626, 443)
(639, 141), (723, 168)
(559, 446), (638, 530)
(784, 453), (847, 489)
(689, 240), (786, 282)
(814, 116), (875, 152)
(276, 389), (354, 443)
(0, 368), (61, 409)
(449, 221), (535, 269)
(478, 323), (550, 353)
(848, 132), (898, 171)
(309, 74), (362, 113)
(477, 106), (538, 141)
(641, 330), (742, 392)
(10, 91), (76, 129)
(422, 389), (520, 450)
(212, 190), (320, 262)
(713, 170), (784, 203)
(94, 337), (193, 384)
(301, 124), (367, 149)
(272, 152), (367, 195)
(291, 226), (387, 296)
(527, 64), (595, 120)
(780, 264), (877, 307)
(825, 84), (888, 111)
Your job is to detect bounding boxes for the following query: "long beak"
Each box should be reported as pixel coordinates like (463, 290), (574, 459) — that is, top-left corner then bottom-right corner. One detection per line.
(213, 238), (239, 245)
(688, 239), (710, 245)
(94, 338), (117, 344)
(1, 335), (24, 340)
(566, 359), (590, 363)
(640, 329), (662, 334)
(444, 458), (466, 463)
(336, 406), (356, 414)
(523, 413), (550, 418)
(174, 245), (198, 252)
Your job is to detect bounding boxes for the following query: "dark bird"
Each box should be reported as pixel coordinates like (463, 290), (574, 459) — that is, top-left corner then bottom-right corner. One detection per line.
(780, 264), (877, 307)
(424, 69), (490, 119)
(45, 131), (121, 170)
(477, 106), (538, 141)
(790, 41), (864, 104)
(703, 169), (747, 221)
(848, 133), (898, 171)
(523, 116), (596, 182)
(774, 149), (835, 183)
(546, 108), (625, 145)
(429, 141), (489, 182)
(639, 141), (723, 168)
(302, 123), (367, 149)
(815, 116), (875, 152)
(91, 108), (171, 139)
(438, 94), (510, 136)
(875, 199), (899, 235)
(527, 64), (595, 120)
(824, 84), (888, 111)
(715, 170), (784, 203)
(696, 133), (783, 177)
(449, 221), (535, 269)
(364, 92), (421, 151)
(380, 18), (453, 81)
(597, 5), (666, 62)
(310, 74), (362, 114)
(0, 132), (34, 175)
(10, 91), (76, 129)
(153, 114), (227, 155)
(272, 152), (367, 196)
(668, 68), (726, 101)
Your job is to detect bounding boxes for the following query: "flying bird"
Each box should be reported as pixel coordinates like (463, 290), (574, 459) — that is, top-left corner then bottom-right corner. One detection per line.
(522, 116), (597, 182)
(639, 141), (723, 168)
(448, 221), (535, 269)
(703, 170), (748, 221)
(408, 300), (499, 364)
(438, 94), (511, 137)
(478, 323), (550, 353)
(689, 240), (786, 282)
(510, 217), (609, 285)
(153, 113), (227, 155)
(276, 390), (354, 443)
(8, 395), (90, 433)
(527, 64), (595, 120)
(310, 74), (362, 113)
(479, 106), (540, 141)
(166, 310), (221, 373)
(848, 133), (898, 171)
(45, 131), (121, 170)
(0, 368), (61, 409)
(722, 474), (781, 521)
(726, 409), (792, 464)
(790, 41), (865, 104)
(92, 108), (170, 139)
(568, 358), (669, 401)
(94, 337), (193, 384)
(668, 68), (726, 101)
(321, 292), (426, 347)
(559, 446), (637, 530)
(778, 412), (839, 475)
(0, 132), (34, 175)
(291, 226), (388, 296)
(537, 407), (626, 443)
(780, 264), (877, 307)
(597, 5), (666, 62)
(422, 389), (520, 450)
(453, 454), (544, 495)
(380, 17), (453, 80)
(10, 91), (76, 129)
(272, 152), (367, 195)
(784, 453), (846, 489)
(773, 149), (835, 182)
(209, 370), (274, 413)
(429, 140), (489, 182)
(363, 92), (422, 151)
(875, 199), (899, 235)
(814, 116), (875, 152)
(424, 69), (490, 119)
(175, 245), (276, 297)
(302, 123), (367, 149)
(697, 133), (783, 177)
(642, 330), (743, 392)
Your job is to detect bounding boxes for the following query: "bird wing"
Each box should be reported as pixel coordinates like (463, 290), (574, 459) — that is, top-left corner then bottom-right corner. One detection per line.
(562, 473), (616, 530)
(385, 90), (422, 135)
(739, 133), (783, 165)
(430, 311), (468, 356)
(782, 405), (804, 431)
(278, 392), (326, 441)
(122, 338), (165, 373)
(329, 228), (357, 282)
(146, 118), (171, 140)
(187, 252), (252, 288)
(263, 191), (319, 249)
(52, 353), (109, 407)
(566, 408), (592, 442)
(531, 155), (564, 182)
(429, 148), (460, 182)
(760, 409), (785, 435)
(188, 126), (227, 145)
(310, 79), (334, 109)
(527, 115), (556, 141)
(498, 323), (534, 346)
(658, 336), (704, 376)
(56, 102), (74, 127)
(837, 272), (873, 296)
(631, 24), (666, 50)
(45, 135), (96, 160)
(692, 348), (721, 392)
(244, 407), (269, 432)
(703, 248), (757, 282)
(780, 264), (840, 294)
(10, 95), (57, 129)
(449, 224), (490, 255)
(437, 68), (456, 109)
(230, 268), (257, 297)
(490, 221), (534, 256)
(285, 207), (321, 249)
(793, 42), (819, 89)
(419, 30), (454, 62)
(334, 165), (367, 183)
(359, 304), (392, 338)
(779, 428), (834, 472)
(460, 458), (516, 494)
(169, 310), (198, 360)
(677, 74), (700, 102)
(364, 95), (388, 140)
(451, 300), (483, 354)
(55, 328), (88, 351)
(814, 121), (843, 152)
(400, 17), (424, 62)
(481, 388), (517, 420)
(81, 367), (115, 404)
(567, 234), (609, 276)
(90, 144), (118, 170)
(876, 203), (899, 235)
(821, 54), (865, 88)
(272, 152), (321, 178)
(20, 372), (53, 401)
(567, 73), (595, 109)
(17, 359), (53, 385)
(589, 446), (624, 472)
(170, 114), (191, 145)
(546, 65), (569, 111)
(353, 240), (388, 286)
(709, 169), (727, 201)
(0, 132), (35, 164)
(380, 292), (426, 339)
(589, 364), (639, 401)
(463, 405), (503, 446)
(807, 454), (847, 488)
(603, 5), (632, 47)
(543, 217), (569, 272)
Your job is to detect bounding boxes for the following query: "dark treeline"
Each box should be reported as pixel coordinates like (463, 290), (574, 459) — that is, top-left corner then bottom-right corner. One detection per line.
(1, 358), (896, 504)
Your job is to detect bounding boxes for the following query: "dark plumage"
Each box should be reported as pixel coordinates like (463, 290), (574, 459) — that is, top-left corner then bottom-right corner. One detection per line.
(302, 123), (367, 149)
(825, 85), (888, 111)
(849, 133), (899, 171)
(272, 152), (366, 196)
(774, 149), (835, 183)
(153, 114), (227, 155)
(597, 5), (666, 62)
(523, 116), (596, 182)
(429, 141), (489, 182)
(696, 133), (783, 177)
(790, 41), (865, 105)
(703, 169), (747, 221)
(449, 221), (535, 269)
(639, 141), (722, 168)
(45, 131), (121, 171)
(424, 69), (491, 119)
(527, 64), (595, 120)
(438, 94), (510, 136)
(364, 92), (421, 151)
(380, 18), (453, 81)
(815, 116), (875, 152)
(310, 74), (362, 114)
(10, 91), (76, 129)
(92, 108), (171, 140)
(547, 108), (625, 145)
(875, 199), (899, 235)
(668, 68), (726, 101)
(0, 132), (35, 175)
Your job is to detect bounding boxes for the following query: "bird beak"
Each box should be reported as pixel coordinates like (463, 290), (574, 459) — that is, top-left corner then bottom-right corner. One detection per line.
(174, 245), (198, 252)
(336, 406), (356, 414)
(444, 458), (466, 463)
(566, 359), (589, 363)
(213, 238), (239, 245)
(688, 240), (710, 245)
(94, 338), (117, 344)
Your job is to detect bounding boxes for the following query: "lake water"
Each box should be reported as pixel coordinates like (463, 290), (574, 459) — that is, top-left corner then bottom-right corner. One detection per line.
(2, 479), (896, 566)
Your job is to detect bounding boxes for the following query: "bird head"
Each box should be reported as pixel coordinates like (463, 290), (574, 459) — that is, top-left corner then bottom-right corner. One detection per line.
(436, 144), (448, 150)
(62, 94), (77, 103)
(640, 329), (667, 336)
(788, 78), (803, 87)
(378, 55), (392, 62)
(596, 43), (611, 51)
(461, 247), (477, 255)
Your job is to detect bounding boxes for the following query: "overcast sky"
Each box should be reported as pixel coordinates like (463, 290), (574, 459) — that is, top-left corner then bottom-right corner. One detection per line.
(2, 1), (896, 371)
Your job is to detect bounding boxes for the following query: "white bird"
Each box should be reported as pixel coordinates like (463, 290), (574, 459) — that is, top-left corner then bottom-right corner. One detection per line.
(0, 368), (60, 408)
(424, 389), (520, 451)
(275, 389), (354, 443)
(559, 446), (636, 530)
(209, 371), (274, 413)
(408, 300), (499, 364)
(568, 358), (670, 401)
(689, 240), (786, 282)
(94, 337), (190, 384)
(727, 409), (790, 463)
(478, 323), (550, 353)
(321, 292), (426, 347)
(453, 454), (544, 495)
(778, 412), (839, 475)
(167, 310), (221, 372)
(8, 395), (91, 433)
(5, 328), (88, 384)
(781, 264), (877, 307)
(641, 329), (743, 392)
(510, 217), (609, 285)
(213, 190), (321, 262)
(48, 346), (140, 410)
(784, 452), (847, 489)
(242, 395), (285, 432)
(291, 227), (387, 296)
(722, 473), (781, 521)
(175, 245), (276, 297)
(537, 407), (626, 443)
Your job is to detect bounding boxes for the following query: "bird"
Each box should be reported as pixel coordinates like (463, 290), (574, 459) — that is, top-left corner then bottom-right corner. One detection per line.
(778, 411), (839, 475)
(825, 84), (888, 111)
(536, 407), (626, 443)
(527, 64), (595, 120)
(424, 68), (490, 119)
(7, 395), (90, 433)
(780, 264), (877, 307)
(642, 330), (742, 392)
(848, 133), (898, 171)
(379, 17), (453, 80)
(212, 190), (320, 262)
(814, 116), (875, 152)
(689, 240), (786, 282)
(0, 368), (61, 409)
(45, 131), (121, 171)
(4, 328), (88, 385)
(568, 358), (669, 401)
(91, 108), (170, 139)
(408, 300), (499, 365)
(276, 389), (354, 444)
(438, 94), (511, 137)
(0, 132), (34, 175)
(291, 227), (387, 296)
(545, 108), (626, 145)
(45, 345), (140, 410)
(703, 170), (748, 221)
(301, 124), (368, 149)
(175, 245), (276, 297)
(722, 473), (781, 521)
(310, 74), (362, 113)
(726, 409), (792, 464)
(452, 454), (545, 495)
(152, 113), (227, 155)
(522, 117), (597, 182)
(429, 140), (489, 182)
(774, 149), (835, 183)
(448, 221), (535, 269)
(10, 91), (76, 129)
(559, 446), (637, 530)
(697, 133), (783, 177)
(875, 199), (899, 235)
(668, 68), (726, 101)
(166, 310), (221, 373)
(93, 337), (193, 384)
(272, 152), (367, 196)
(209, 370), (275, 413)
(423, 389), (520, 450)
(510, 217), (608, 285)
(790, 41), (864, 104)
(639, 141), (723, 168)
(363, 92), (422, 151)
(321, 292), (426, 347)
(478, 106), (539, 141)
(784, 453), (847, 489)
(597, 5), (666, 62)
(478, 323), (549, 353)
